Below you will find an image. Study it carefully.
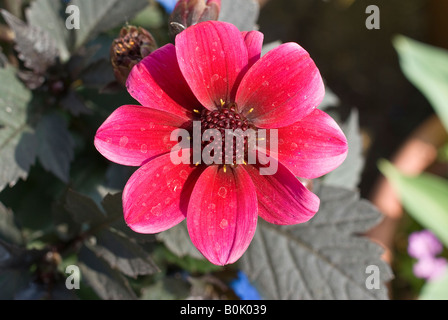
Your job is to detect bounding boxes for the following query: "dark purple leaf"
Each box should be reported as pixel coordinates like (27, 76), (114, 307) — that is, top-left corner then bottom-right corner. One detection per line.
(1, 9), (59, 75)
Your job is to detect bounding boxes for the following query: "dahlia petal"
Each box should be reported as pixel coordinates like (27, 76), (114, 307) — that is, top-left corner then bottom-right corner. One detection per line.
(262, 109), (348, 179)
(175, 21), (249, 110)
(94, 105), (189, 166)
(241, 30), (264, 68)
(187, 165), (258, 265)
(123, 152), (202, 234)
(236, 42), (325, 128)
(244, 159), (320, 225)
(126, 44), (199, 119)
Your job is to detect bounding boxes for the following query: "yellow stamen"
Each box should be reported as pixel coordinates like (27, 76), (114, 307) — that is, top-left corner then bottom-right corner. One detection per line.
(193, 109), (200, 114)
(195, 162), (200, 166)
(223, 165), (227, 173)
(220, 99), (225, 107)
(248, 108), (254, 113)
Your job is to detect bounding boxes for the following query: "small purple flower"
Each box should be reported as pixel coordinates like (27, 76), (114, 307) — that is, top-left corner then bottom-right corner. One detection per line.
(408, 230), (443, 259)
(413, 257), (448, 281)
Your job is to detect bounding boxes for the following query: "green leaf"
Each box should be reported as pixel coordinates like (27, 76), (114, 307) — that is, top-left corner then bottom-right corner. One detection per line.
(25, 0), (148, 60)
(64, 189), (106, 225)
(60, 91), (92, 116)
(0, 239), (43, 269)
(0, 202), (23, 245)
(100, 192), (153, 243)
(86, 228), (159, 278)
(240, 185), (392, 300)
(0, 269), (31, 299)
(324, 109), (364, 189)
(419, 271), (448, 300)
(378, 159), (448, 248)
(25, 0), (71, 62)
(140, 278), (189, 300)
(156, 220), (204, 260)
(393, 35), (448, 131)
(438, 142), (448, 163)
(79, 59), (115, 89)
(35, 113), (74, 183)
(78, 245), (138, 300)
(0, 65), (36, 192)
(1, 9), (60, 74)
(70, 0), (149, 50)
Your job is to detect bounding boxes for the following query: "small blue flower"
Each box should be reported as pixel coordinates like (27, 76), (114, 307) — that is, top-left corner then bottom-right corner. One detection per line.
(156, 0), (178, 13)
(229, 271), (261, 300)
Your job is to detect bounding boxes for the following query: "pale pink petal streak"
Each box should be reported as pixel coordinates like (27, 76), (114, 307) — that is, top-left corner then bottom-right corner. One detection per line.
(236, 42), (325, 128)
(175, 21), (249, 110)
(187, 165), (258, 265)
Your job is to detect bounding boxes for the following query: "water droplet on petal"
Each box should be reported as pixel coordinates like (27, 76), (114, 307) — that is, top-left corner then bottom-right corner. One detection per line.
(140, 144), (148, 154)
(179, 170), (189, 180)
(119, 136), (129, 147)
(169, 179), (182, 193)
(151, 203), (163, 217)
(218, 187), (227, 198)
(290, 142), (298, 150)
(219, 219), (228, 229)
(211, 74), (219, 82)
(208, 203), (216, 212)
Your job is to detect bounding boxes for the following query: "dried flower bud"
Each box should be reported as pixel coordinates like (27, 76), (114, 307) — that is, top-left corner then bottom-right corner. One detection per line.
(110, 25), (158, 86)
(169, 0), (221, 37)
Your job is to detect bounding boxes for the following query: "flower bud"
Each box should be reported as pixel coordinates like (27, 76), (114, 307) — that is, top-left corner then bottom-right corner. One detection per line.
(169, 0), (221, 37)
(110, 25), (158, 86)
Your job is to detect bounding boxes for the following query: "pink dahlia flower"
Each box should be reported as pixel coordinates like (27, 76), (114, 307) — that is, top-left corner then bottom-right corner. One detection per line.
(94, 21), (348, 265)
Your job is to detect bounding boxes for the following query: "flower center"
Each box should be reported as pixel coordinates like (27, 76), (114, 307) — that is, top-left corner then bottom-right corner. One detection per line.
(199, 102), (254, 165)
